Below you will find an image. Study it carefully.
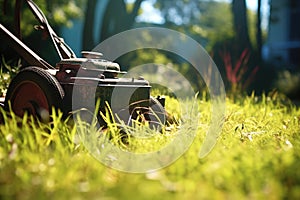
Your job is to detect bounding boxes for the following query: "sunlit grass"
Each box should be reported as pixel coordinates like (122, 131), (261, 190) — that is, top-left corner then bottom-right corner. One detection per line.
(0, 92), (300, 199)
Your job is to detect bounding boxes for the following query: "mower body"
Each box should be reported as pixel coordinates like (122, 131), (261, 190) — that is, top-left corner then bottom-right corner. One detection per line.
(0, 0), (164, 125)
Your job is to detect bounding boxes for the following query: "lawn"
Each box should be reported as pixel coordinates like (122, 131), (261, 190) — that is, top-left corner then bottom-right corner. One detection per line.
(0, 92), (300, 200)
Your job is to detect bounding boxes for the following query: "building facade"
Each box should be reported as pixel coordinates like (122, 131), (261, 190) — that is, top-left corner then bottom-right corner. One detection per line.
(265, 0), (300, 69)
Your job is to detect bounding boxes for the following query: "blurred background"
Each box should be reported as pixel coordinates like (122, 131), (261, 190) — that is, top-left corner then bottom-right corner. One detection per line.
(0, 0), (299, 99)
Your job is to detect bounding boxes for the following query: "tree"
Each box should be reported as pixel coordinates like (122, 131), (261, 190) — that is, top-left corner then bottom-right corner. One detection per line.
(82, 0), (145, 50)
(232, 0), (252, 53)
(256, 0), (263, 61)
(82, 0), (98, 50)
(100, 0), (144, 41)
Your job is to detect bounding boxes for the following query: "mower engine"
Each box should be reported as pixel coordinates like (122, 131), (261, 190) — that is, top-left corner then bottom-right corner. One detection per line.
(55, 52), (152, 126)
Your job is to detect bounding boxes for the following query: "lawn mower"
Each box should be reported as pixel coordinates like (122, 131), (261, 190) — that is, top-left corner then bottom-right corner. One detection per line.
(0, 0), (166, 127)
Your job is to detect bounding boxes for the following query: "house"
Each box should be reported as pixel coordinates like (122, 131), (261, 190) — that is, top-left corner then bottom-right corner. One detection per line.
(265, 0), (300, 69)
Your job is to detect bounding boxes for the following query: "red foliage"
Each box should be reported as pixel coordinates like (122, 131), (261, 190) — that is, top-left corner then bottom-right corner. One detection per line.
(220, 49), (259, 90)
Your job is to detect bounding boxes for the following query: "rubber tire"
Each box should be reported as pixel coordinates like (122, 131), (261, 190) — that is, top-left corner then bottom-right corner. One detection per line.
(4, 66), (64, 122)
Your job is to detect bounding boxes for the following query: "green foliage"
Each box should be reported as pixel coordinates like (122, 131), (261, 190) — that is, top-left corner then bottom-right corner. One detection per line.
(0, 58), (20, 97)
(154, 0), (234, 51)
(274, 69), (300, 99)
(0, 0), (84, 36)
(196, 1), (234, 51)
(51, 1), (83, 28)
(1, 92), (300, 199)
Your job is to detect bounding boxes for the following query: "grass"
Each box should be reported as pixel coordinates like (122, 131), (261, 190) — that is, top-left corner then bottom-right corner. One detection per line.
(0, 92), (300, 200)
